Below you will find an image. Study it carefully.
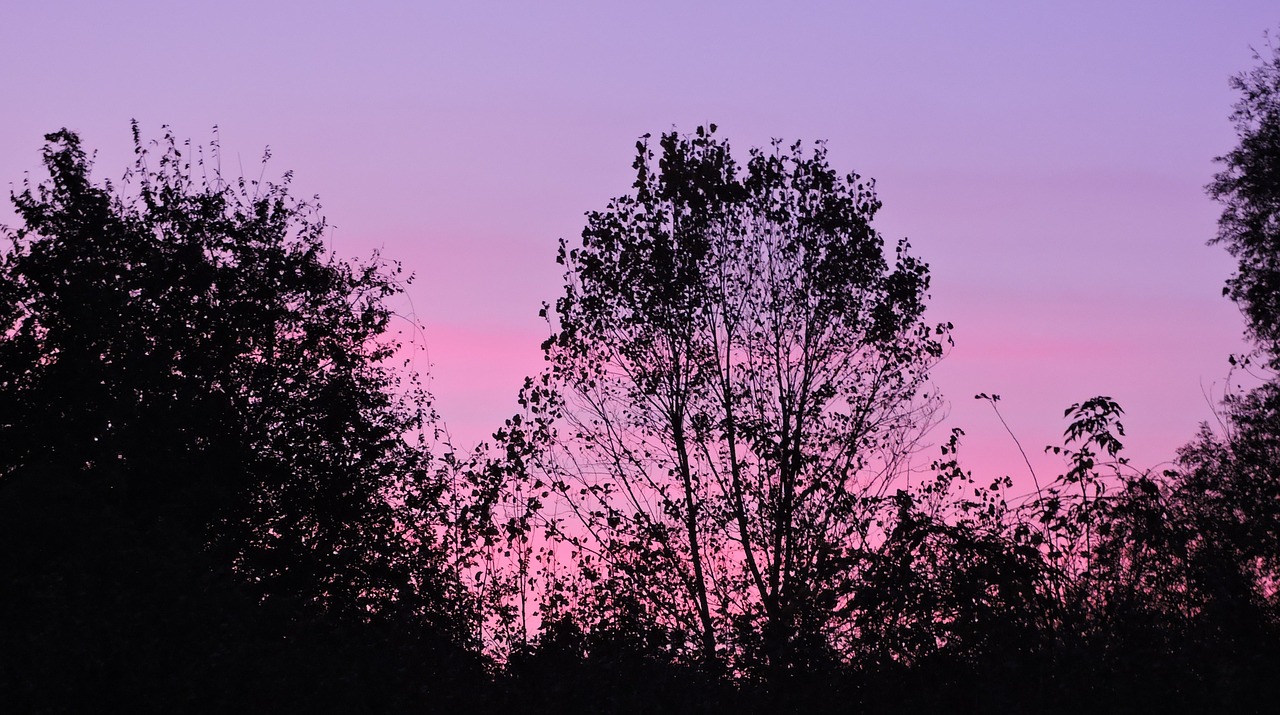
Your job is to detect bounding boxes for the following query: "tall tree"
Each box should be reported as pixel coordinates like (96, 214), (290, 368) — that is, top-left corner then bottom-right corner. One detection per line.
(0, 127), (474, 709)
(1128, 33), (1280, 708)
(1208, 34), (1280, 366)
(511, 125), (948, 674)
(1183, 31), (1280, 609)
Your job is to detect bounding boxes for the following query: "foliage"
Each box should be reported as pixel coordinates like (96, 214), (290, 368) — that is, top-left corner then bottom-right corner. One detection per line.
(1172, 382), (1280, 620)
(0, 127), (479, 709)
(1209, 33), (1280, 365)
(1174, 28), (1280, 647)
(850, 430), (1049, 673)
(497, 125), (949, 675)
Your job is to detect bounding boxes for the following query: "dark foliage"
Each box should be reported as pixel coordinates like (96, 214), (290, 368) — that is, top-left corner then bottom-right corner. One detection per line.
(1209, 35), (1280, 365)
(0, 127), (483, 712)
(492, 124), (947, 677)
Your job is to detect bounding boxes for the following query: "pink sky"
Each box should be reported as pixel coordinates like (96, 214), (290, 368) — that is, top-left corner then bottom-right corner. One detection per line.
(2, 1), (1276, 487)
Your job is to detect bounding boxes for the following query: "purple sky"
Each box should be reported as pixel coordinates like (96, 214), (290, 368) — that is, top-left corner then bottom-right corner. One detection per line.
(3, 1), (1277, 488)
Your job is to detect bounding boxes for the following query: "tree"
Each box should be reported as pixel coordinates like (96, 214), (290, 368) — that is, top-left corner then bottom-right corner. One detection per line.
(0, 127), (475, 709)
(1172, 385), (1280, 627)
(1181, 30), (1280, 617)
(510, 125), (948, 675)
(1093, 35), (1280, 709)
(1209, 33), (1280, 366)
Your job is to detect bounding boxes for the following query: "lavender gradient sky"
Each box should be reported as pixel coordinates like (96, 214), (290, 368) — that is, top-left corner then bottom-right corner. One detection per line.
(3, 1), (1277, 487)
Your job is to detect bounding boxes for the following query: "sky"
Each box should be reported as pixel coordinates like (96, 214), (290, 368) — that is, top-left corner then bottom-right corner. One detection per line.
(2, 1), (1277, 489)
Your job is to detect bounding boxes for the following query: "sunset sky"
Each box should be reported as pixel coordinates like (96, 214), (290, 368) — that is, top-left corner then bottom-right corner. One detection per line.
(3, 1), (1277, 488)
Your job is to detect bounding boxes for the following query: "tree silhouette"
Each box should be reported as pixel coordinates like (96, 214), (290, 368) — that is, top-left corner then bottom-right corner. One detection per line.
(1173, 30), (1280, 645)
(0, 127), (478, 711)
(1209, 33), (1280, 366)
(1041, 35), (1280, 710)
(502, 125), (949, 677)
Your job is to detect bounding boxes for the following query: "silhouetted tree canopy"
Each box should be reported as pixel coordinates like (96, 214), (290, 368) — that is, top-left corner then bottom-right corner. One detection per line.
(486, 125), (949, 680)
(1174, 33), (1280, 632)
(1210, 35), (1280, 365)
(0, 127), (480, 711)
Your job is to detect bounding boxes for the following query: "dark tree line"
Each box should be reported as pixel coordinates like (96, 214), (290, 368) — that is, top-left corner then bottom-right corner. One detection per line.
(3, 36), (1280, 714)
